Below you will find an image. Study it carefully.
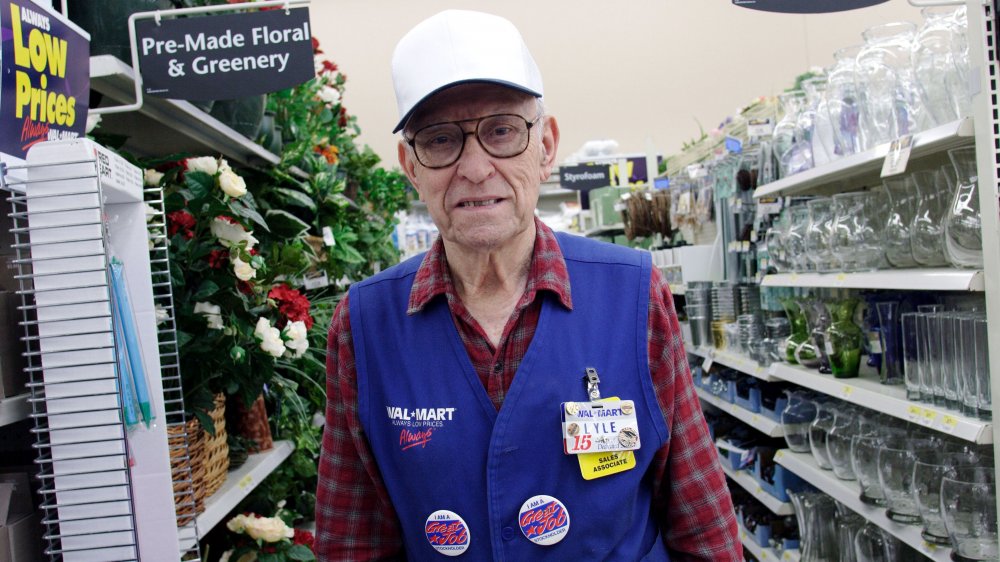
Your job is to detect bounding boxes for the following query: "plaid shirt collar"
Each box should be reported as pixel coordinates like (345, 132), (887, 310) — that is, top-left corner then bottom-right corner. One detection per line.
(407, 217), (573, 315)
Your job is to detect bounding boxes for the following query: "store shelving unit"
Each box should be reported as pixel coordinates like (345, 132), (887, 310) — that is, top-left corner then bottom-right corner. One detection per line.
(696, 387), (784, 437)
(90, 55), (280, 169)
(0, 393), (29, 427)
(721, 463), (794, 515)
(752, 118), (974, 199)
(179, 440), (295, 552)
(686, 344), (779, 382)
(760, 268), (984, 292)
(738, 524), (801, 562)
(583, 223), (626, 237)
(774, 450), (951, 561)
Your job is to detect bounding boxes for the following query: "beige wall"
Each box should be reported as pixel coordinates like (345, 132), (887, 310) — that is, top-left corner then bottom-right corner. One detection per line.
(311, 0), (924, 171)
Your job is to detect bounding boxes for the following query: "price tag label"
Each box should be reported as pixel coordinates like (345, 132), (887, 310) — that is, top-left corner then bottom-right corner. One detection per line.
(921, 541), (938, 554)
(767, 364), (778, 377)
(322, 225), (336, 247)
(774, 450), (785, 461)
(835, 273), (847, 283)
(740, 529), (748, 541)
(907, 405), (923, 423)
(751, 414), (761, 426)
(742, 241), (750, 252)
(783, 552), (795, 561)
(881, 134), (913, 177)
(940, 415), (958, 433)
(750, 229), (758, 243)
(730, 404), (740, 415)
(840, 385), (854, 399)
(238, 475), (254, 490)
(921, 409), (939, 427)
(747, 118), (774, 138)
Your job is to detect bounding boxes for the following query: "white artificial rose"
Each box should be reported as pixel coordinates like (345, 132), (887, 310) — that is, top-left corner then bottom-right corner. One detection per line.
(218, 158), (232, 173)
(283, 320), (308, 358)
(143, 169), (164, 187)
(193, 301), (224, 330)
(218, 169), (247, 198)
(255, 318), (286, 358)
(232, 256), (257, 282)
(226, 513), (249, 534)
(243, 515), (294, 543)
(210, 217), (258, 251)
(185, 156), (219, 176)
(85, 113), (102, 134)
(318, 86), (341, 105)
(154, 304), (169, 326)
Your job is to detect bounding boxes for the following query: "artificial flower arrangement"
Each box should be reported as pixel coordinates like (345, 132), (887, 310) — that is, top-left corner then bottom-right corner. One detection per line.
(152, 155), (318, 432)
(220, 504), (316, 562)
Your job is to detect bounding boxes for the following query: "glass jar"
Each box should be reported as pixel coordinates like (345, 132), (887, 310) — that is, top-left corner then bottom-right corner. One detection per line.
(856, 22), (921, 150)
(944, 146), (983, 268)
(913, 6), (968, 127)
(827, 45), (864, 157)
(802, 76), (835, 167)
(880, 176), (919, 268)
(909, 169), (950, 267)
(781, 389), (817, 453)
(774, 90), (811, 178)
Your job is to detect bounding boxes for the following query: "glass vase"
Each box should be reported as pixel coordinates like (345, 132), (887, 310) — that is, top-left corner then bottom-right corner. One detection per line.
(805, 197), (837, 272)
(880, 176), (919, 268)
(944, 146), (983, 268)
(856, 22), (920, 150)
(826, 297), (863, 378)
(765, 211), (793, 273)
(774, 91), (811, 178)
(802, 76), (835, 167)
(875, 301), (904, 387)
(809, 400), (836, 470)
(913, 6), (970, 126)
(801, 298), (832, 374)
(781, 389), (818, 453)
(785, 206), (813, 273)
(830, 191), (887, 272)
(827, 45), (864, 157)
(780, 297), (811, 365)
(909, 169), (950, 267)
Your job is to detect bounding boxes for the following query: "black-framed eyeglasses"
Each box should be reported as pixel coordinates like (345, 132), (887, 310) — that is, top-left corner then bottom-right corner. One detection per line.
(406, 113), (540, 169)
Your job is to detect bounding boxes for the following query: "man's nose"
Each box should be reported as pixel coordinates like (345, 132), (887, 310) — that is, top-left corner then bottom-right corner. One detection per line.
(455, 132), (495, 184)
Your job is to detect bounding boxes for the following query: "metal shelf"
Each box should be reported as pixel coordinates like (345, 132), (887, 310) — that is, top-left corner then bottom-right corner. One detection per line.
(90, 55), (280, 169)
(752, 118), (974, 199)
(721, 463), (794, 515)
(583, 223), (626, 237)
(686, 344), (780, 382)
(669, 284), (686, 296)
(774, 450), (952, 561)
(180, 440), (295, 551)
(696, 387), (785, 438)
(761, 268), (984, 292)
(768, 362), (992, 444)
(0, 393), (29, 427)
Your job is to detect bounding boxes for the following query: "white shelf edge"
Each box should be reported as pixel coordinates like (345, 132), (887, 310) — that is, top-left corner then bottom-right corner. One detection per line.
(738, 523), (801, 562)
(721, 462), (795, 515)
(752, 118), (974, 199)
(179, 440), (295, 550)
(669, 283), (686, 296)
(761, 269), (984, 292)
(685, 344), (780, 382)
(696, 387), (784, 438)
(0, 393), (29, 427)
(774, 450), (952, 561)
(769, 362), (992, 445)
(89, 55), (280, 169)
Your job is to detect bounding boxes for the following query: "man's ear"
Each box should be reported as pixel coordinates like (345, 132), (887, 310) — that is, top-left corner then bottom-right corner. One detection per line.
(539, 115), (560, 181)
(398, 140), (424, 200)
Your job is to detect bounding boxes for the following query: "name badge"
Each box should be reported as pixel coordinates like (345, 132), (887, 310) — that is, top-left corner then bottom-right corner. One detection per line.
(561, 398), (640, 455)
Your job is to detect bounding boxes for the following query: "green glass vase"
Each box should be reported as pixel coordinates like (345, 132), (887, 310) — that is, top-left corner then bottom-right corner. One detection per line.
(779, 297), (811, 365)
(825, 297), (863, 378)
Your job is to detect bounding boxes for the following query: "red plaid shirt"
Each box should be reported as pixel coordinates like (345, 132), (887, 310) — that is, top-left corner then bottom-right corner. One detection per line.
(316, 219), (740, 561)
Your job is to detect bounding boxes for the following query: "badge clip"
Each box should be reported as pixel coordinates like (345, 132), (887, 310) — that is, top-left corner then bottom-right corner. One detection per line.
(584, 367), (601, 401)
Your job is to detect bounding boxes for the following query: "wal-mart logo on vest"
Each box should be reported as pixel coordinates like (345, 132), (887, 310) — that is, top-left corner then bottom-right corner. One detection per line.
(386, 405), (457, 451)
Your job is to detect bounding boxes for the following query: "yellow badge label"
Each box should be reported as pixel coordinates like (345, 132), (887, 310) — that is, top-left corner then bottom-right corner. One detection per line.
(578, 449), (636, 480)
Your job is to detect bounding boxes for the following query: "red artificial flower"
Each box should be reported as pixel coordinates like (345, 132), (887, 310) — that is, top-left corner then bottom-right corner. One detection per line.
(167, 210), (196, 239)
(262, 545), (277, 554)
(312, 37), (322, 54)
(268, 283), (314, 329)
(293, 529), (315, 549)
(216, 215), (239, 225)
(238, 281), (255, 295)
(316, 144), (339, 165)
(207, 249), (229, 269)
(321, 60), (338, 74)
(338, 106), (348, 128)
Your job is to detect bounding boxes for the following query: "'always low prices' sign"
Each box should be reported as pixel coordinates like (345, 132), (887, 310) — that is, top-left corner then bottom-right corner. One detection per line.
(135, 7), (314, 101)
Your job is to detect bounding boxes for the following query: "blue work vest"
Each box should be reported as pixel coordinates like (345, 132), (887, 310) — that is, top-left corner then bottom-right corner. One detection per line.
(349, 233), (671, 561)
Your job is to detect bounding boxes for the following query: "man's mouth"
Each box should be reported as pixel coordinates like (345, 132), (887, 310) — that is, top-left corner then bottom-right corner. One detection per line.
(459, 199), (500, 208)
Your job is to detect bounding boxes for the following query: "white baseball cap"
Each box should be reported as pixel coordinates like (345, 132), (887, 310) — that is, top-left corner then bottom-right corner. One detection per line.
(391, 10), (544, 133)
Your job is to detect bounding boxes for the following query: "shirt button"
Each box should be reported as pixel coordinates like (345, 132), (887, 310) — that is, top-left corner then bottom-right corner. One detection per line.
(501, 526), (516, 541)
(493, 361), (503, 374)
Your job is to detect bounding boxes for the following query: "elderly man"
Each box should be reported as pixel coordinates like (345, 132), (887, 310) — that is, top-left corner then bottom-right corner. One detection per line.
(315, 10), (740, 561)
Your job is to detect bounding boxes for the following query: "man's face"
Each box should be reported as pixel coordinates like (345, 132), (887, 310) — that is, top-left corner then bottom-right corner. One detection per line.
(398, 83), (559, 255)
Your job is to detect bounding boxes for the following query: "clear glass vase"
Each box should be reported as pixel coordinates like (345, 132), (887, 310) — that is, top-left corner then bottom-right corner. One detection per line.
(913, 6), (969, 127)
(781, 389), (817, 453)
(909, 169), (950, 267)
(785, 206), (813, 272)
(830, 191), (887, 272)
(880, 176), (919, 268)
(774, 90), (811, 178)
(827, 45), (864, 157)
(856, 22), (920, 150)
(875, 300), (904, 386)
(809, 400), (836, 470)
(944, 146), (983, 268)
(805, 197), (837, 272)
(789, 490), (840, 562)
(764, 211), (793, 273)
(802, 76), (836, 166)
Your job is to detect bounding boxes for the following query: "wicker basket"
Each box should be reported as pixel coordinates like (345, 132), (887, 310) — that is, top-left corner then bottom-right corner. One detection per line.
(169, 393), (229, 520)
